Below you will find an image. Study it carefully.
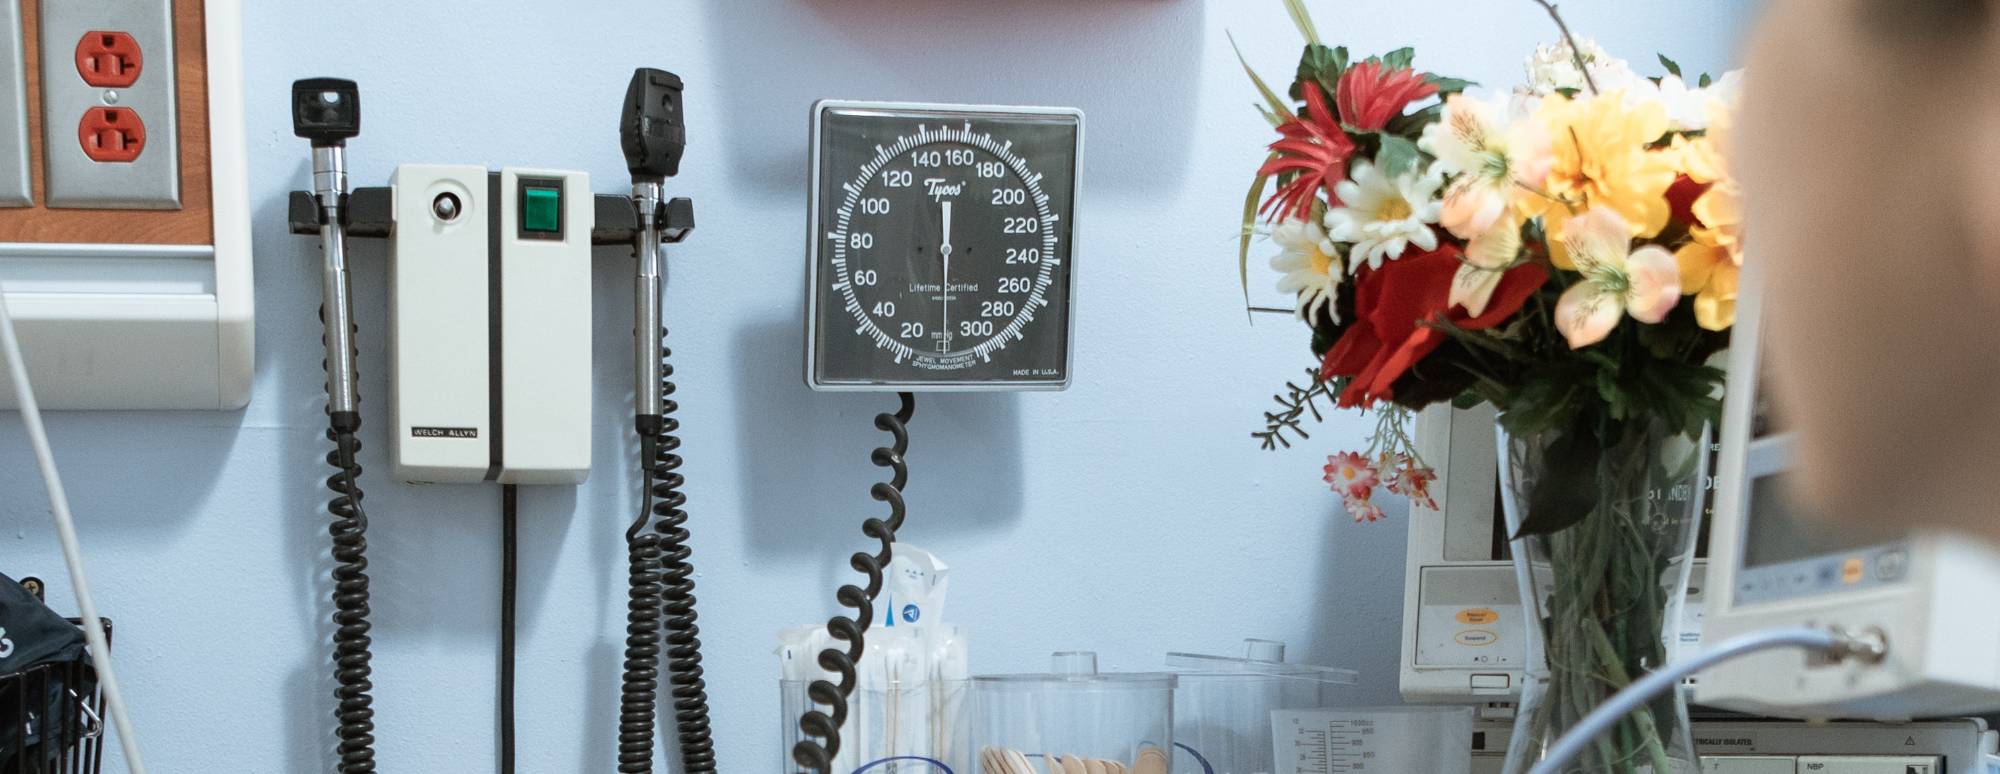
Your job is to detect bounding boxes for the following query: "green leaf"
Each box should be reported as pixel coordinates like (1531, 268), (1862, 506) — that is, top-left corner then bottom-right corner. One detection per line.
(1657, 54), (1683, 78)
(1596, 366), (1626, 418)
(1423, 73), (1476, 95)
(1382, 47), (1416, 72)
(1496, 371), (1584, 439)
(1516, 424), (1603, 537)
(1295, 43), (1345, 102)
(1466, 372), (1514, 409)
(1375, 135), (1422, 177)
(1451, 392), (1487, 410)
(1384, 102), (1443, 138)
(1239, 165), (1275, 320)
(1699, 72), (1713, 88)
(1311, 325), (1339, 357)
(1230, 33), (1297, 125)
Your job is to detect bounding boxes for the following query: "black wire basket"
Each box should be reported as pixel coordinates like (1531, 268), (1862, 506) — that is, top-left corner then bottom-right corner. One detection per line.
(0, 618), (109, 774)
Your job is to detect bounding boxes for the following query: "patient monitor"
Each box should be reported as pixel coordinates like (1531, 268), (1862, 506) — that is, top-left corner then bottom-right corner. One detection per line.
(1698, 259), (2000, 720)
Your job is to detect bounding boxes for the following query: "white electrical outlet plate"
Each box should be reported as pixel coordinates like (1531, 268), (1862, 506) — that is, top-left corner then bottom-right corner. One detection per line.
(38, 0), (180, 208)
(1, 0), (30, 206)
(0, 0), (252, 409)
(388, 165), (593, 485)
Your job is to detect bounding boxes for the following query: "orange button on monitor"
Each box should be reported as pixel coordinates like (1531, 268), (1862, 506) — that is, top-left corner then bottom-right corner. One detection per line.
(1457, 608), (1500, 625)
(1842, 557), (1865, 584)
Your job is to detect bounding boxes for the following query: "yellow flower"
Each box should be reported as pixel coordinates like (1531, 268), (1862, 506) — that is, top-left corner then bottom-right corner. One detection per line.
(1675, 91), (1741, 185)
(1673, 133), (1726, 186)
(1685, 105), (1744, 261)
(1693, 185), (1742, 256)
(1675, 230), (1739, 331)
(1670, 103), (1744, 331)
(1526, 91), (1678, 269)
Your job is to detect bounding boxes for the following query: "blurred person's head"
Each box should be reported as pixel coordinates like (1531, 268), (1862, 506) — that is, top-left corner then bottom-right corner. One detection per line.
(1740, 0), (2000, 536)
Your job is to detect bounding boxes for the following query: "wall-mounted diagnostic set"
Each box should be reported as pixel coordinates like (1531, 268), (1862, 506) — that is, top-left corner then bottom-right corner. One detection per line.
(383, 165), (595, 484)
(287, 69), (711, 774)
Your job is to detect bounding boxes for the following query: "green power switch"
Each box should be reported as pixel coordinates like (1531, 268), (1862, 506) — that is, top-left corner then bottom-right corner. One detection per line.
(522, 185), (562, 234)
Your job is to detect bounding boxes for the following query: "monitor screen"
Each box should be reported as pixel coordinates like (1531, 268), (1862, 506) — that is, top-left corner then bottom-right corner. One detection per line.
(1741, 473), (1904, 569)
(1732, 469), (1910, 606)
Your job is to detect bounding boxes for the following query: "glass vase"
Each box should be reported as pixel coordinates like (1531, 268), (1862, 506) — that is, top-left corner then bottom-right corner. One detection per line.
(1496, 417), (1711, 774)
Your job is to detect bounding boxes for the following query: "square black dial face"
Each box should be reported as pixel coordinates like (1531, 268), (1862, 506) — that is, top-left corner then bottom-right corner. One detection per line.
(808, 101), (1081, 391)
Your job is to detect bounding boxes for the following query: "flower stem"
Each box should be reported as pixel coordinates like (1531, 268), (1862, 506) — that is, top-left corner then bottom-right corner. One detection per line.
(1585, 558), (1676, 774)
(1511, 178), (1568, 207)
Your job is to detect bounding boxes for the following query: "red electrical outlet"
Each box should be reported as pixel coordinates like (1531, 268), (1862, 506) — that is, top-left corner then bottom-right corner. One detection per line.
(75, 31), (143, 88)
(77, 107), (146, 163)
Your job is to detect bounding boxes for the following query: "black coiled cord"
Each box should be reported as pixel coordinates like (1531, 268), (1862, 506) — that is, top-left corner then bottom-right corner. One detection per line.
(791, 392), (915, 774)
(619, 327), (715, 773)
(651, 328), (716, 773)
(325, 415), (376, 774)
(318, 300), (376, 774)
(618, 469), (663, 774)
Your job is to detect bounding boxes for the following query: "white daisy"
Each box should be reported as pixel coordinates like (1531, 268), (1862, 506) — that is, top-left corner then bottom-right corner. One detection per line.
(1270, 217), (1343, 323)
(1325, 160), (1443, 273)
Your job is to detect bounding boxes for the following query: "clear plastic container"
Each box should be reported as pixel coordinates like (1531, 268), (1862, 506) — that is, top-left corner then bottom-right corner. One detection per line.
(971, 652), (1176, 774)
(779, 678), (973, 773)
(1166, 639), (1358, 774)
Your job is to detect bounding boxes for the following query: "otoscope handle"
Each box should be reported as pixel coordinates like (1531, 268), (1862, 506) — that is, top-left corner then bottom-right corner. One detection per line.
(293, 77), (361, 416)
(633, 180), (664, 420)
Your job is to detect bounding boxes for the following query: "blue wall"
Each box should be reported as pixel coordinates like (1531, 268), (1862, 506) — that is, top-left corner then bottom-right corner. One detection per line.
(1, 1), (1751, 770)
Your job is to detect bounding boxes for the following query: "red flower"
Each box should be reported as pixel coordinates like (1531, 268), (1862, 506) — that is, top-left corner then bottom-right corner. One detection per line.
(1320, 246), (1548, 407)
(1336, 61), (1439, 132)
(1259, 84), (1357, 222)
(1324, 451), (1380, 501)
(1385, 454), (1440, 511)
(1665, 174), (1710, 227)
(1345, 495), (1386, 523)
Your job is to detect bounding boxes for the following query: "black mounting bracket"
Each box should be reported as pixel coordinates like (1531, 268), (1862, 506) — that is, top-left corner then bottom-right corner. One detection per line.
(288, 186), (694, 247)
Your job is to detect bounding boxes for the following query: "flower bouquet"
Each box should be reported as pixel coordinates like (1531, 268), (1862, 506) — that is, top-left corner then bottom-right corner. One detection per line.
(1240, 2), (1743, 771)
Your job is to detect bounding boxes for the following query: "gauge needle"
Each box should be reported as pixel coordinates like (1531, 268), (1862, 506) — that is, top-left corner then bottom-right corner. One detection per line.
(940, 201), (953, 347)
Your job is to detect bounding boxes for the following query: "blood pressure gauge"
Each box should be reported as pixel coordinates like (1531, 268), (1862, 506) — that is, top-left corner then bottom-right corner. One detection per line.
(807, 101), (1082, 391)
